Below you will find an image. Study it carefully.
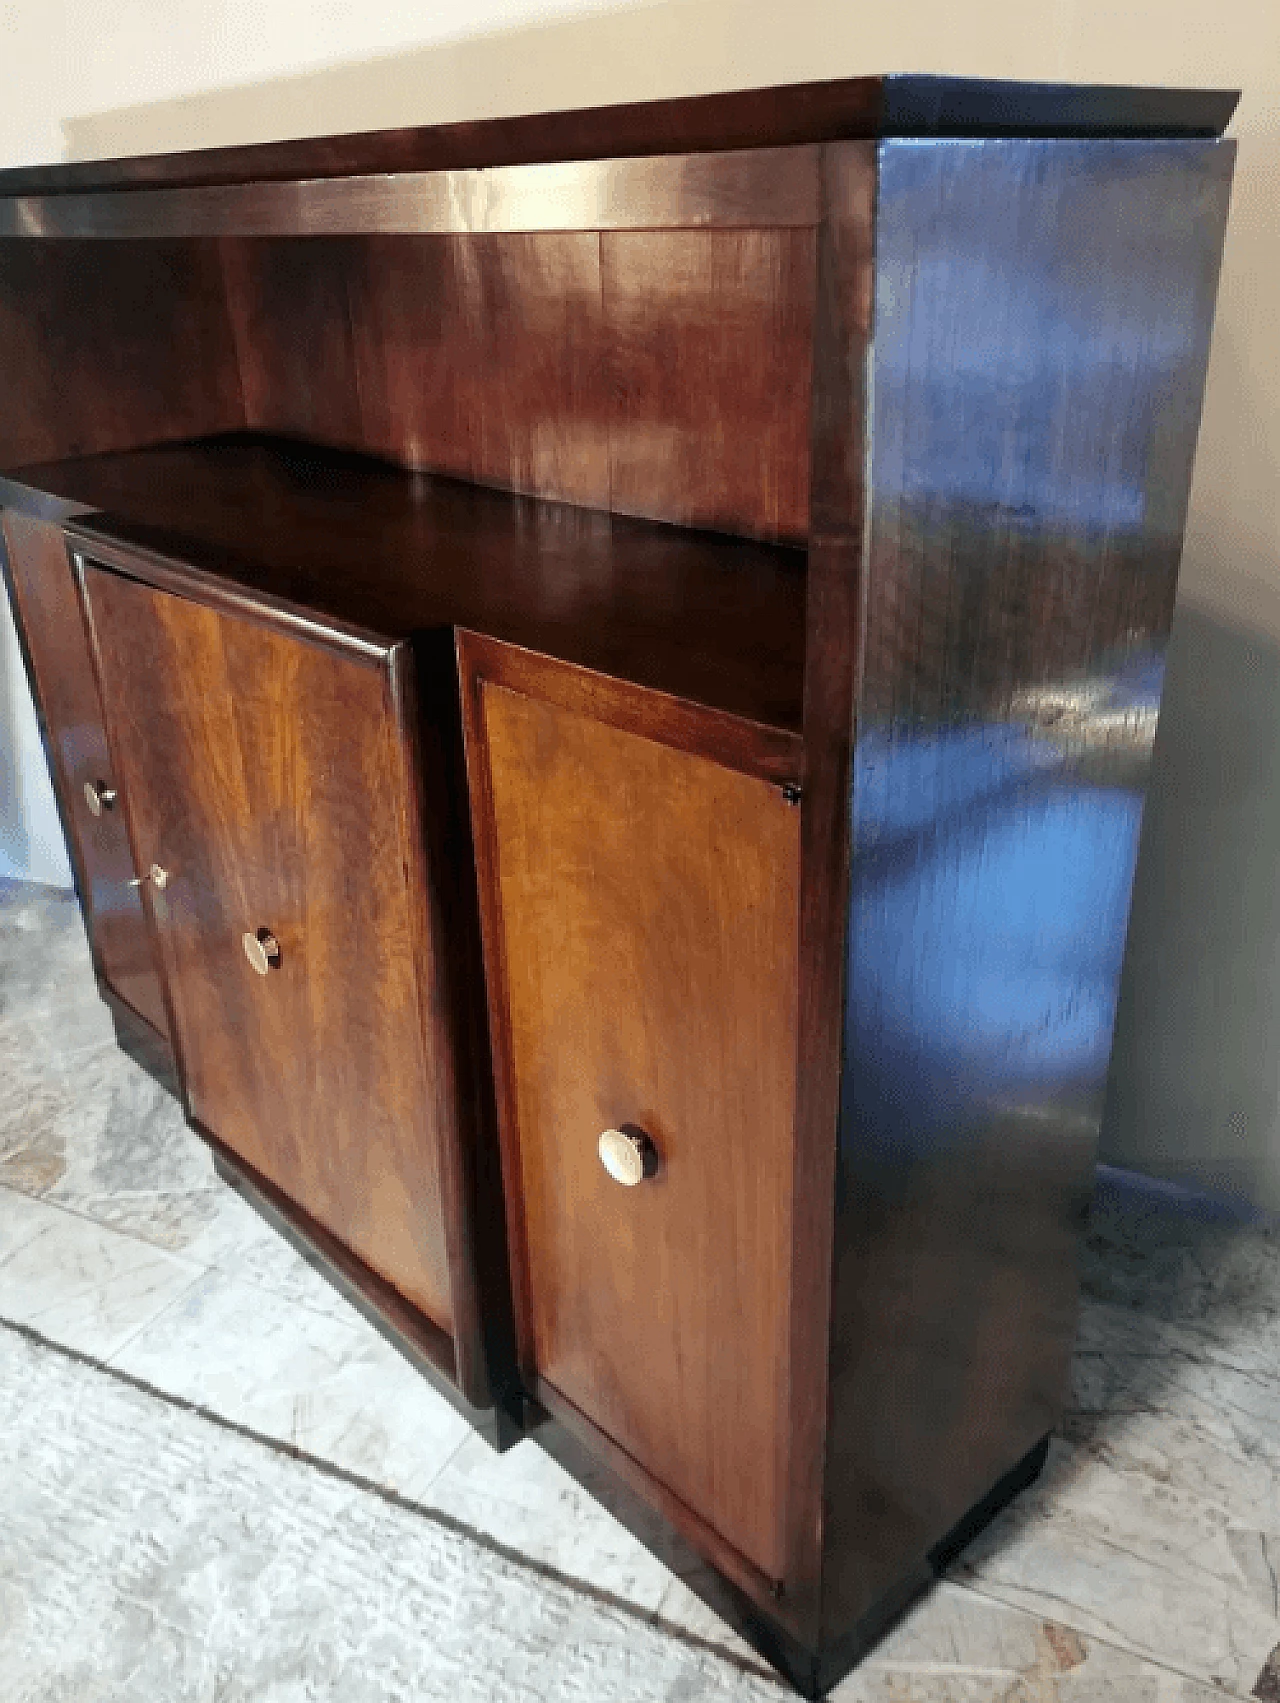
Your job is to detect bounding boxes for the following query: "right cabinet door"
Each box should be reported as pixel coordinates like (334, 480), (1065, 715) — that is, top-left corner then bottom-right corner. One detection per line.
(461, 638), (801, 1589)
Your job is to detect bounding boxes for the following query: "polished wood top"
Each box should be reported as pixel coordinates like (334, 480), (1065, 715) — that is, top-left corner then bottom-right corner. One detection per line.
(0, 76), (1237, 199)
(2, 435), (805, 733)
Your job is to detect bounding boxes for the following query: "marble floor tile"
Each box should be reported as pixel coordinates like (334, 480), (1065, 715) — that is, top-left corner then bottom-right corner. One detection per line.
(2, 1326), (779, 1703)
(0, 1182), (63, 1264)
(421, 1428), (675, 1614)
(955, 1433), (1280, 1696)
(0, 1187), (205, 1359)
(177, 1182), (364, 1321)
(108, 1265), (472, 1500)
(656, 1574), (1236, 1700)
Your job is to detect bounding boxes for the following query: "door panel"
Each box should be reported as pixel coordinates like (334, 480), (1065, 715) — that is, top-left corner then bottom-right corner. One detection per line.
(472, 676), (800, 1582)
(1, 510), (169, 1035)
(81, 564), (452, 1332)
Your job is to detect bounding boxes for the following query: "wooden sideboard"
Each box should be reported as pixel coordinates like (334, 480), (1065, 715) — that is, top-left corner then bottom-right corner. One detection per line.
(0, 75), (1238, 1696)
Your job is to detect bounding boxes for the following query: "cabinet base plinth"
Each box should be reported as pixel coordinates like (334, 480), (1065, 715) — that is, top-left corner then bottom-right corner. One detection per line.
(208, 1144), (521, 1454)
(528, 1406), (1050, 1698)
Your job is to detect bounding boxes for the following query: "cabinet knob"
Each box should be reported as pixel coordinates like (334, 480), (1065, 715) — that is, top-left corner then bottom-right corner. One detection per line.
(597, 1126), (659, 1187)
(127, 863), (169, 890)
(83, 780), (117, 816)
(243, 929), (282, 976)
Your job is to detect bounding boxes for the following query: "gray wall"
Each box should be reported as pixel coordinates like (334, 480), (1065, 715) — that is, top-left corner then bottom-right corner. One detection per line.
(1103, 600), (1280, 1215)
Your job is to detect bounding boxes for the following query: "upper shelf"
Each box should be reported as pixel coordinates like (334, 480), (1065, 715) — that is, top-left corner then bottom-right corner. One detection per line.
(0, 435), (806, 742)
(0, 76), (1239, 200)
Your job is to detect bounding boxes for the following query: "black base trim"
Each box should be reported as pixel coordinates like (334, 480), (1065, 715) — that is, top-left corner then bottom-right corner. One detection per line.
(531, 1415), (1051, 1698)
(210, 1148), (521, 1453)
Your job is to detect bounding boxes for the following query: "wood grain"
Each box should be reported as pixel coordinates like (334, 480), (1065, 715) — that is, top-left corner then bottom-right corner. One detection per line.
(0, 509), (170, 1035)
(220, 238), (364, 448)
(0, 240), (242, 468)
(347, 234), (609, 507)
(787, 140), (878, 1636)
(604, 229), (816, 541)
(80, 565), (454, 1336)
(461, 641), (801, 1585)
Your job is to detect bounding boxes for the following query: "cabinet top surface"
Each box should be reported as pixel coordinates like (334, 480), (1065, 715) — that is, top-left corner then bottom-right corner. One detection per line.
(3, 435), (806, 735)
(0, 75), (1238, 199)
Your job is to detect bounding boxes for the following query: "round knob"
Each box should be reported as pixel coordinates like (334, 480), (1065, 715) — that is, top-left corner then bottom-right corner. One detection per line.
(597, 1126), (659, 1187)
(83, 780), (117, 817)
(127, 863), (170, 890)
(242, 929), (282, 976)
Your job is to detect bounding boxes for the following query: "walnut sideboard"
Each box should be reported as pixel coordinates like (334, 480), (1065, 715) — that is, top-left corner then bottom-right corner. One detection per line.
(0, 75), (1237, 1696)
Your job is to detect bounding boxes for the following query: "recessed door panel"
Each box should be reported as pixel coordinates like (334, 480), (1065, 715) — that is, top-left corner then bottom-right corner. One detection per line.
(471, 672), (800, 1582)
(81, 564), (452, 1333)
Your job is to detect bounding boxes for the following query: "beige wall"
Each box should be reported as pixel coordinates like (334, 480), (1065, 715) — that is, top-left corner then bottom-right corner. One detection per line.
(0, 0), (1277, 1198)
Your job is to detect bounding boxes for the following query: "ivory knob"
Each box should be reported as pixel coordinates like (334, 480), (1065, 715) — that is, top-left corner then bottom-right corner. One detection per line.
(597, 1126), (659, 1187)
(243, 929), (282, 976)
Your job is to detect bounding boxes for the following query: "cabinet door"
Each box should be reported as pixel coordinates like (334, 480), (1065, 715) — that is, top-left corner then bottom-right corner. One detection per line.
(462, 640), (801, 1587)
(1, 511), (169, 1037)
(80, 563), (455, 1339)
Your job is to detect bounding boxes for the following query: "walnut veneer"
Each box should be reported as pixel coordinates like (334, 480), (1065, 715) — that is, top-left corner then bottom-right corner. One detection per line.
(0, 75), (1238, 1696)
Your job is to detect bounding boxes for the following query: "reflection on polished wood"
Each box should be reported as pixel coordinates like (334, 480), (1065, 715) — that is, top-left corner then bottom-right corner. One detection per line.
(0, 74), (1240, 1702)
(0, 148), (822, 241)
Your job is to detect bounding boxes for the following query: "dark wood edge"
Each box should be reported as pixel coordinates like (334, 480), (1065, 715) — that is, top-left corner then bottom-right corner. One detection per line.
(204, 1130), (521, 1450)
(455, 629), (805, 787)
(70, 552), (202, 1113)
(387, 637), (516, 1413)
(104, 984), (181, 1098)
(0, 147), (822, 241)
(0, 75), (1237, 200)
(63, 525), (396, 664)
(531, 1379), (794, 1624)
(0, 475), (100, 526)
(781, 140), (878, 1640)
(453, 632), (541, 1392)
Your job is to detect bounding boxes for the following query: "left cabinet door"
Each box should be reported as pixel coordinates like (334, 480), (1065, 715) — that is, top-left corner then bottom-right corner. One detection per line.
(78, 560), (465, 1374)
(1, 511), (170, 1039)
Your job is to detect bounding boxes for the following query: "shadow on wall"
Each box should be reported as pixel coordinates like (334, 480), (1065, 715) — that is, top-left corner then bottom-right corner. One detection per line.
(52, 1), (1087, 165)
(1102, 113), (1280, 1216)
(1102, 599), (1280, 1216)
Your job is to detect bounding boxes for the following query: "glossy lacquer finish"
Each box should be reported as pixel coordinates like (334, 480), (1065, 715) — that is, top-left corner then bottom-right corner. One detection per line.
(818, 138), (1235, 1648)
(78, 565), (459, 1354)
(0, 510), (169, 1036)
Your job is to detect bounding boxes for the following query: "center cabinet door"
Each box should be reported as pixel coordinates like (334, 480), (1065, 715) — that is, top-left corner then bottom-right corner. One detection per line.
(79, 561), (470, 1382)
(460, 635), (802, 1593)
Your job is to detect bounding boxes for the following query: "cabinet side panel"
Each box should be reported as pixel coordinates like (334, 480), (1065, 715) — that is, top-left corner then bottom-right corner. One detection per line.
(0, 240), (243, 467)
(822, 137), (1234, 1637)
(1, 510), (169, 1035)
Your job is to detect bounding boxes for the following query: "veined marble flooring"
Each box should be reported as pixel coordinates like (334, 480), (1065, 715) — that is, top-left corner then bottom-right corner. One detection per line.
(1, 875), (1278, 1701)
